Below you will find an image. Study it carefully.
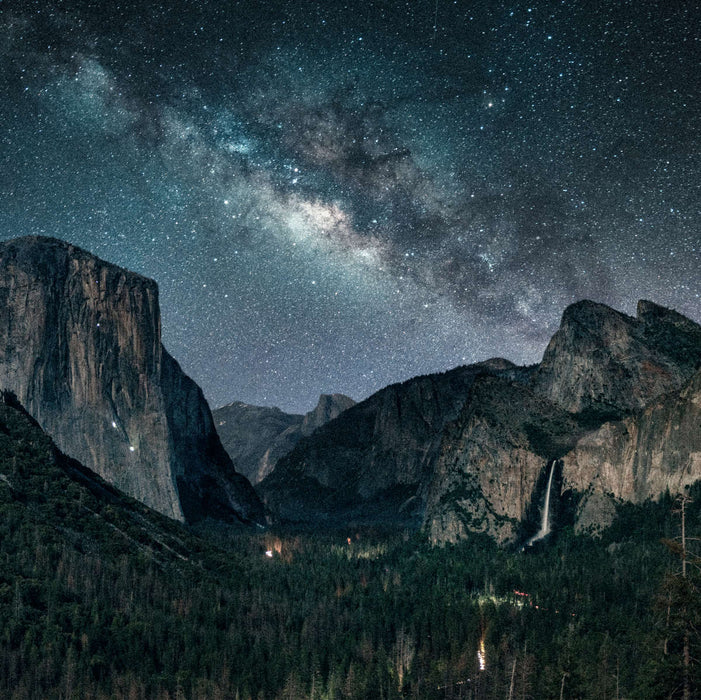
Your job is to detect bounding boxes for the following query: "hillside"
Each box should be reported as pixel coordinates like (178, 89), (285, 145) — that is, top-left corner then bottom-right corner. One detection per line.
(1, 388), (699, 698)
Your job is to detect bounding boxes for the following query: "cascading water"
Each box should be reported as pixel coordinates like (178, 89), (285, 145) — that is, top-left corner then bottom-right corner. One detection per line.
(525, 459), (557, 548)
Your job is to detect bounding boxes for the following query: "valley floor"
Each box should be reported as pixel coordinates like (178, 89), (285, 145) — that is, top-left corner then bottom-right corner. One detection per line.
(2, 489), (700, 699)
(1, 396), (699, 699)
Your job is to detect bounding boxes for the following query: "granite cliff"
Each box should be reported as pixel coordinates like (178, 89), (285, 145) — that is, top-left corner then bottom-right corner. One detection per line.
(425, 300), (701, 543)
(564, 366), (701, 532)
(258, 359), (524, 523)
(531, 299), (701, 417)
(260, 299), (700, 543)
(213, 393), (355, 485)
(423, 375), (589, 544)
(213, 402), (302, 485)
(0, 236), (263, 524)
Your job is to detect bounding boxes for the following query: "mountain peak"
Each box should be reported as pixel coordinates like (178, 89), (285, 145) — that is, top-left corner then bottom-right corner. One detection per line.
(560, 299), (632, 326)
(301, 393), (356, 435)
(636, 299), (699, 330)
(533, 298), (701, 415)
(0, 236), (154, 285)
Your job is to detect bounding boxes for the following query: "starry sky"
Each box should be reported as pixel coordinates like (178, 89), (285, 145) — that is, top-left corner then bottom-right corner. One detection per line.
(1, 0), (698, 413)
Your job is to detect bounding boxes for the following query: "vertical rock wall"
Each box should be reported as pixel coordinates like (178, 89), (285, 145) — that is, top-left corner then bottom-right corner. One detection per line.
(0, 236), (262, 524)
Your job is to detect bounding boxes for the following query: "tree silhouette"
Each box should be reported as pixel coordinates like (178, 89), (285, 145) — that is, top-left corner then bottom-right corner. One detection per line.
(658, 490), (701, 699)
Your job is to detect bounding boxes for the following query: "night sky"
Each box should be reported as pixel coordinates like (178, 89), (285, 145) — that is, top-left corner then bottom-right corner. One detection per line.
(1, 0), (698, 413)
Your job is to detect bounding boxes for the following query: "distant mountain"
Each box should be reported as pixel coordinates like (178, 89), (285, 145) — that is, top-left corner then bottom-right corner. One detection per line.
(260, 300), (701, 542)
(213, 403), (303, 484)
(0, 236), (263, 525)
(213, 393), (355, 485)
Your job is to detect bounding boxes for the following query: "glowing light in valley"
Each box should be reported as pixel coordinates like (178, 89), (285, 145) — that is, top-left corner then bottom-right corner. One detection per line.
(265, 550), (273, 558)
(478, 637), (486, 671)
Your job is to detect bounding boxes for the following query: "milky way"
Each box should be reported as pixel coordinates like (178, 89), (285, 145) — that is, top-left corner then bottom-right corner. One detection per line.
(1, 0), (698, 412)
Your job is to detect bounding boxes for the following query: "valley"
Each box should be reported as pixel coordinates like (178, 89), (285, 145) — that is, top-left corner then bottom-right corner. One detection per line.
(0, 236), (698, 698)
(1, 390), (698, 698)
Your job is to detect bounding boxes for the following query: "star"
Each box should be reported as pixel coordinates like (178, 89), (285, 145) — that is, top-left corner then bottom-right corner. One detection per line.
(0, 0), (697, 413)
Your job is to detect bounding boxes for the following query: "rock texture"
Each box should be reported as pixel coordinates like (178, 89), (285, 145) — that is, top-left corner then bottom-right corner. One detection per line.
(425, 300), (701, 543)
(424, 375), (587, 544)
(261, 298), (700, 543)
(213, 393), (355, 485)
(300, 393), (357, 435)
(532, 299), (701, 417)
(259, 359), (525, 523)
(0, 236), (263, 524)
(564, 366), (701, 514)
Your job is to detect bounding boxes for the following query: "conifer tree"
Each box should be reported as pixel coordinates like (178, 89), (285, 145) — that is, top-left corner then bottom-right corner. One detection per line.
(656, 490), (700, 699)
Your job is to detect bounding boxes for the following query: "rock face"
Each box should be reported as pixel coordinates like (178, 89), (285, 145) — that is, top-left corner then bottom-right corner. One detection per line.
(531, 300), (701, 417)
(424, 300), (701, 543)
(260, 298), (700, 543)
(300, 393), (357, 435)
(423, 376), (588, 544)
(0, 389), (206, 563)
(259, 359), (524, 523)
(0, 236), (263, 524)
(213, 393), (355, 485)
(563, 367), (701, 523)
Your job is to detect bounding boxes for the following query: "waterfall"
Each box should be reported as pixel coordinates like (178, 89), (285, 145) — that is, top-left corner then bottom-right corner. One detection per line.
(525, 460), (557, 547)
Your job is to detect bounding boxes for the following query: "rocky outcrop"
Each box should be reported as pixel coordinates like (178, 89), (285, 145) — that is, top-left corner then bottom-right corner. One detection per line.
(424, 375), (588, 544)
(531, 300), (701, 417)
(0, 236), (263, 524)
(300, 393), (356, 435)
(259, 359), (524, 523)
(563, 367), (701, 515)
(425, 301), (701, 543)
(213, 393), (355, 485)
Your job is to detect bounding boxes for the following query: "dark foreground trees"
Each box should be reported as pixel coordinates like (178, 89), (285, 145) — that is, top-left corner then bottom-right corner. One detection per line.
(640, 491), (701, 700)
(2, 507), (698, 699)
(0, 398), (699, 698)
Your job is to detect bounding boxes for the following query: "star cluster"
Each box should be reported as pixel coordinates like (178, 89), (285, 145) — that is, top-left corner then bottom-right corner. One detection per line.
(0, 0), (698, 412)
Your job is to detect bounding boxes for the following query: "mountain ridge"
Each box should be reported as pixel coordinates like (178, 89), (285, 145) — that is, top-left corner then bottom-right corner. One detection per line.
(213, 393), (355, 485)
(259, 358), (524, 524)
(1, 234), (697, 544)
(258, 298), (701, 542)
